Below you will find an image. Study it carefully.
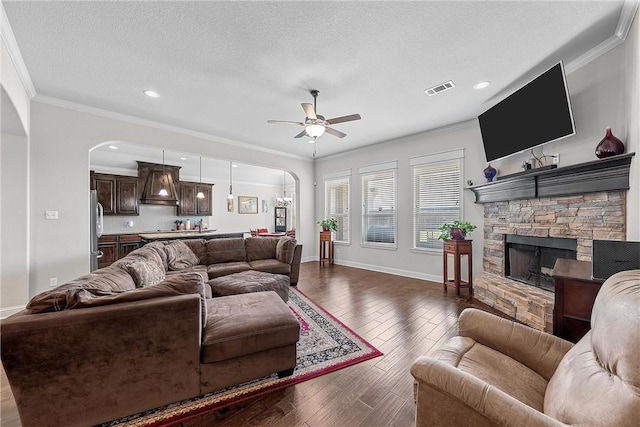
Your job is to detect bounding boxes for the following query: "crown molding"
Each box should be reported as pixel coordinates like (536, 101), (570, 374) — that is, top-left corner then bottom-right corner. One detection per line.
(1, 3), (36, 98)
(565, 0), (638, 74)
(33, 94), (311, 162)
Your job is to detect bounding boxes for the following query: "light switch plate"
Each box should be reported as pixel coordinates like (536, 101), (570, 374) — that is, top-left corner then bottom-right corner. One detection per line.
(45, 211), (59, 220)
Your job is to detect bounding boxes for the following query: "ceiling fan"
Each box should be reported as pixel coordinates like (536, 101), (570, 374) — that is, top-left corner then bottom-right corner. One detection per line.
(267, 90), (361, 139)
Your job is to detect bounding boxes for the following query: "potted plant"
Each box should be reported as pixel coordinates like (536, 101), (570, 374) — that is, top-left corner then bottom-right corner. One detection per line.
(317, 217), (338, 232)
(438, 220), (476, 241)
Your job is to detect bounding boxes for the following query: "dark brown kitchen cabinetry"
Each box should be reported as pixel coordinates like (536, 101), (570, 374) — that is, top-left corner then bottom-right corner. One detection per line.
(90, 172), (139, 216)
(98, 234), (141, 268)
(97, 235), (118, 269)
(178, 181), (213, 216)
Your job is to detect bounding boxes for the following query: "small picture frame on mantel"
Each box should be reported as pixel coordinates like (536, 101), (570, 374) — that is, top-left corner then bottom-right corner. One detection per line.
(238, 196), (258, 214)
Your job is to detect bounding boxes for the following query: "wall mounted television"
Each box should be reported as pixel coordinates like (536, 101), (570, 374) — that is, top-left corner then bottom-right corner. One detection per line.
(478, 61), (576, 162)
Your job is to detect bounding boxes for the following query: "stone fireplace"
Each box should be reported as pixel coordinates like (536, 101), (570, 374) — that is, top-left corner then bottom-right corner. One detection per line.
(468, 154), (633, 332)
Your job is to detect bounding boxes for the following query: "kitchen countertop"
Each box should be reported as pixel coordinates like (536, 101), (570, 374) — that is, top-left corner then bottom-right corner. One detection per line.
(138, 230), (246, 241)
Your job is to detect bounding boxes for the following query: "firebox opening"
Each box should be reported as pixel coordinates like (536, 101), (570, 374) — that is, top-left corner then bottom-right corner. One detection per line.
(504, 235), (577, 292)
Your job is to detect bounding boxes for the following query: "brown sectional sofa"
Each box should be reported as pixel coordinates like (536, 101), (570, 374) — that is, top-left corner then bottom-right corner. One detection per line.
(1, 236), (303, 427)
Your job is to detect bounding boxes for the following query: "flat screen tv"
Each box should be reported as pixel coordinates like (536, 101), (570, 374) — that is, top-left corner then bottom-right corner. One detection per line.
(478, 61), (575, 162)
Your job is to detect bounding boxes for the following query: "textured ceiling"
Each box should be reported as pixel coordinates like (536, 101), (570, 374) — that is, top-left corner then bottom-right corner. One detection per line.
(2, 0), (627, 162)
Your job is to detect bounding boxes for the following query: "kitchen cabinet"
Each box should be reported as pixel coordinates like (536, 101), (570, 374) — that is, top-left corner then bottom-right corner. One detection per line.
(90, 172), (139, 216)
(97, 235), (118, 269)
(178, 181), (213, 216)
(98, 234), (141, 268)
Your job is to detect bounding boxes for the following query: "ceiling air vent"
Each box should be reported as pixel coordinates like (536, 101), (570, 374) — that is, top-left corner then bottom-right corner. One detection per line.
(424, 80), (456, 96)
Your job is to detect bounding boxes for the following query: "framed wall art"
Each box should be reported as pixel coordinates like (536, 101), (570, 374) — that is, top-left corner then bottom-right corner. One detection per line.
(238, 196), (258, 214)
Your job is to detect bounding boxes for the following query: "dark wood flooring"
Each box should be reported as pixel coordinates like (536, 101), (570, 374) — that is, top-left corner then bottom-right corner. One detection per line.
(1, 262), (505, 427)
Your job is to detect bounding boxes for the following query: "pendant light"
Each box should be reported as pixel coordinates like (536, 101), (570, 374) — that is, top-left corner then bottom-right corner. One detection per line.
(227, 161), (234, 200)
(196, 156), (205, 199)
(158, 150), (169, 196)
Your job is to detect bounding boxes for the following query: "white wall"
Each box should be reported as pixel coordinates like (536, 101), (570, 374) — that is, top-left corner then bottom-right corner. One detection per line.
(314, 121), (486, 283)
(0, 132), (29, 316)
(314, 36), (640, 281)
(28, 101), (315, 296)
(624, 10), (639, 240)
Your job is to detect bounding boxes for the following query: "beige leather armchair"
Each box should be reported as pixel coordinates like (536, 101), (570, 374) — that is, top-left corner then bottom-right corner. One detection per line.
(411, 269), (640, 427)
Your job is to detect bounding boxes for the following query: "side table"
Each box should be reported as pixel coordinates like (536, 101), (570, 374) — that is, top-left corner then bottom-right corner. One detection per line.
(443, 239), (473, 296)
(319, 231), (333, 266)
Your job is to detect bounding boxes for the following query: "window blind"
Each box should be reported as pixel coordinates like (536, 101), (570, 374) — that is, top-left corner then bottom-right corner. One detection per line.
(324, 176), (350, 243)
(361, 168), (396, 246)
(413, 159), (462, 250)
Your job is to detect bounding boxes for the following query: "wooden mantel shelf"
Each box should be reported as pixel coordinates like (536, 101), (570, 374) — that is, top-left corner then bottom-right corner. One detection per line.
(469, 153), (635, 204)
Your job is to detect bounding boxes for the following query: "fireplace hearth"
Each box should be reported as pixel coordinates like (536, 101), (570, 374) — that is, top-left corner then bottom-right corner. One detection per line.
(505, 235), (577, 292)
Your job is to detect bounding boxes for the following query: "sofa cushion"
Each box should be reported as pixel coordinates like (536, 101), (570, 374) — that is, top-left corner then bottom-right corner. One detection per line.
(206, 238), (247, 265)
(125, 260), (166, 288)
(275, 237), (297, 264)
(248, 259), (291, 276)
(182, 239), (207, 264)
(244, 236), (278, 262)
(141, 241), (169, 270)
(165, 240), (200, 271)
(201, 291), (299, 363)
(206, 262), (252, 278)
(24, 270), (204, 316)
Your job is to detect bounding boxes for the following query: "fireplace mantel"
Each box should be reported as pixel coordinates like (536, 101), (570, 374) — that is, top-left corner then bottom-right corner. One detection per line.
(469, 153), (635, 204)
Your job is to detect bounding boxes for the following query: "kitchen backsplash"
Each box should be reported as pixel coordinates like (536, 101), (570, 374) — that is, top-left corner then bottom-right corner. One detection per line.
(103, 205), (213, 234)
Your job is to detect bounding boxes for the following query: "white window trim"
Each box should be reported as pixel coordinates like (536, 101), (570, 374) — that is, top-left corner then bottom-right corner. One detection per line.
(411, 149), (464, 253)
(323, 169), (351, 244)
(360, 161), (398, 250)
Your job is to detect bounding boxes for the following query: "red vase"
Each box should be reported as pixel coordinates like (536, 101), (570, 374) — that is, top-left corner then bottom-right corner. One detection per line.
(595, 127), (624, 158)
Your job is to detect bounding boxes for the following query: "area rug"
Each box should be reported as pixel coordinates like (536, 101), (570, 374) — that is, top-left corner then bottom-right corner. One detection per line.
(99, 288), (382, 427)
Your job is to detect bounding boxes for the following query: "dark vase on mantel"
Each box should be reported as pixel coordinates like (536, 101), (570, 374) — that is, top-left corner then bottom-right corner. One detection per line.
(595, 127), (624, 159)
(483, 163), (497, 182)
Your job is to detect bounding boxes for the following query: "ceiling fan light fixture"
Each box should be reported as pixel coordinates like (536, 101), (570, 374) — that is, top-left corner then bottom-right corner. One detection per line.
(306, 124), (325, 138)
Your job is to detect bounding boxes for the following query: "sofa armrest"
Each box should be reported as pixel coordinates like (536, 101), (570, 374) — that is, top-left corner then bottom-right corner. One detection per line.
(410, 356), (566, 427)
(289, 244), (303, 285)
(1, 295), (202, 427)
(458, 308), (573, 380)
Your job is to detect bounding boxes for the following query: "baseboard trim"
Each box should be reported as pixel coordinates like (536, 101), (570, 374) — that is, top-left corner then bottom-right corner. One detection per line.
(301, 258), (441, 283)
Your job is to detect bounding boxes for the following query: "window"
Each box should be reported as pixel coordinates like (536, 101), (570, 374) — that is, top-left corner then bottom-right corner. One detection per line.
(412, 150), (463, 250)
(360, 162), (397, 247)
(324, 171), (350, 243)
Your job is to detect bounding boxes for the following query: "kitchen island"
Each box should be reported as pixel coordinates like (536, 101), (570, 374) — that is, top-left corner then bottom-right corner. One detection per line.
(139, 230), (245, 244)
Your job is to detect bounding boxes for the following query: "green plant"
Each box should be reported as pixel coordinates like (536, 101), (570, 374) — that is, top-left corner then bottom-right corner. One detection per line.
(438, 220), (477, 240)
(317, 217), (338, 232)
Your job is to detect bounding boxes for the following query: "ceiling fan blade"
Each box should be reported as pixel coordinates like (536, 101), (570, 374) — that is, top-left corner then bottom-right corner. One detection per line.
(301, 103), (317, 120)
(324, 127), (347, 138)
(294, 129), (308, 138)
(267, 120), (304, 125)
(325, 114), (361, 125)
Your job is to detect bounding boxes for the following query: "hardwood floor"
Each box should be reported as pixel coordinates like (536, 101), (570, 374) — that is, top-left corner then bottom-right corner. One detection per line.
(1, 262), (505, 427)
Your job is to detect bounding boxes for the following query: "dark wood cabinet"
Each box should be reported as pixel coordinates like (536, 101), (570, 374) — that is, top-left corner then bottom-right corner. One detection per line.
(90, 172), (139, 216)
(97, 235), (118, 269)
(98, 234), (140, 268)
(552, 259), (604, 343)
(178, 181), (213, 216)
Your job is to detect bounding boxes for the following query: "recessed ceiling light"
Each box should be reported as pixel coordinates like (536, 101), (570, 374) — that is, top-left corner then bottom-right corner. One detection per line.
(108, 145), (118, 150)
(179, 157), (187, 160)
(232, 164), (238, 168)
(143, 90), (160, 98)
(473, 81), (491, 90)
(308, 140), (315, 144)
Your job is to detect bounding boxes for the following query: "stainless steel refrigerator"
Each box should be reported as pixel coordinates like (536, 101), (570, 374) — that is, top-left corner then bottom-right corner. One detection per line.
(90, 190), (104, 271)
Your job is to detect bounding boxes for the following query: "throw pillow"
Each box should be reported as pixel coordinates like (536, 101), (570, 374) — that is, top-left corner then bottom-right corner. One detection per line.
(165, 240), (200, 271)
(125, 260), (166, 288)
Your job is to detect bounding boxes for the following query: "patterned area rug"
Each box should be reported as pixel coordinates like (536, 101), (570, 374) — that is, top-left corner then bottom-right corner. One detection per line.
(100, 288), (382, 427)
